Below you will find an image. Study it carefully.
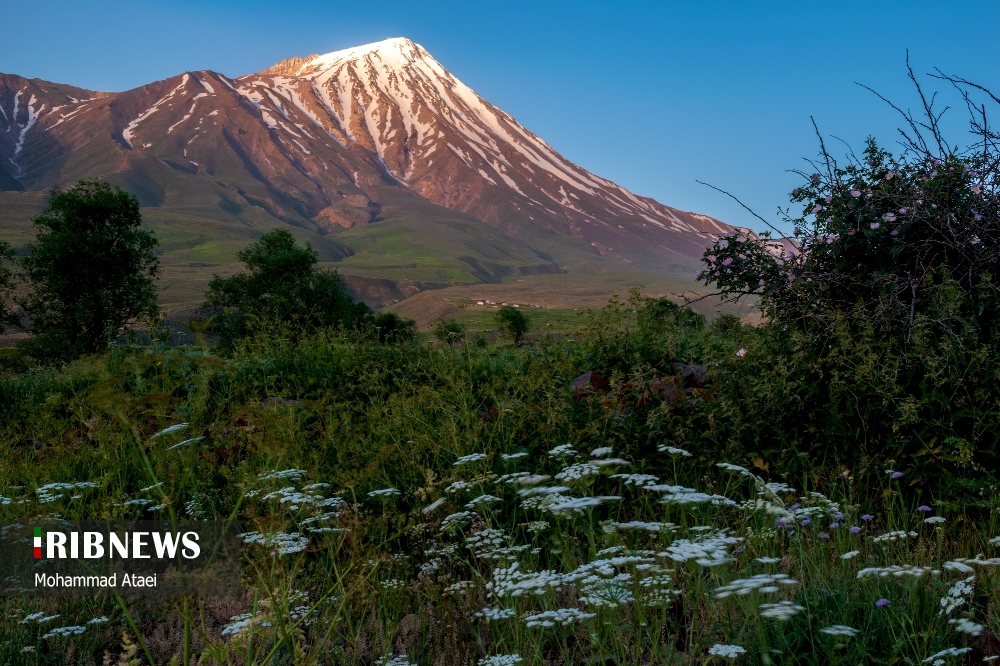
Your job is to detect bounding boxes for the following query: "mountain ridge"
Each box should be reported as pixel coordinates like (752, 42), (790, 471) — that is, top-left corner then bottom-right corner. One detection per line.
(0, 37), (735, 310)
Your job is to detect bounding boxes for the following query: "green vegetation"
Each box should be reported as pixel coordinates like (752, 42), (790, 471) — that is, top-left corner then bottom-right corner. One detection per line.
(12, 181), (160, 359)
(493, 306), (529, 344)
(204, 229), (371, 349)
(2, 283), (999, 663)
(433, 318), (465, 344)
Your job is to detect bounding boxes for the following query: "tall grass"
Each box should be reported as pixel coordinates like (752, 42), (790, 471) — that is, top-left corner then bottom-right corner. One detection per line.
(1, 300), (999, 664)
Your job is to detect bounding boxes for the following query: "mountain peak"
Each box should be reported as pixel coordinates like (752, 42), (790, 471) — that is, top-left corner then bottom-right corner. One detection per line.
(258, 38), (425, 78)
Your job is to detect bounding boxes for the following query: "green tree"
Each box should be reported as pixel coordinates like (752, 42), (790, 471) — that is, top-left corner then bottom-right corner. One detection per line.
(494, 305), (529, 344)
(433, 318), (465, 344)
(16, 181), (160, 358)
(370, 311), (416, 344)
(204, 229), (369, 347)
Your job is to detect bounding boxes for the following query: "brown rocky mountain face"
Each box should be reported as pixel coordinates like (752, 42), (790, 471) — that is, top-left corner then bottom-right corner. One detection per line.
(0, 38), (737, 308)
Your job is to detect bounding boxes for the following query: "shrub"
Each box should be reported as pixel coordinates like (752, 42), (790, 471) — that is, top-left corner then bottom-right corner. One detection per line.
(433, 318), (465, 344)
(204, 229), (369, 347)
(494, 305), (529, 343)
(369, 311), (417, 344)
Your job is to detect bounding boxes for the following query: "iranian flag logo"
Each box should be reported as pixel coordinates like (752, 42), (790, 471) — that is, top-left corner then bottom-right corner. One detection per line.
(34, 527), (42, 558)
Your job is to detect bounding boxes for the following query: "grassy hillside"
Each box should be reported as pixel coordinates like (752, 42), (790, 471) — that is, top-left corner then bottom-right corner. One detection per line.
(1, 183), (711, 315)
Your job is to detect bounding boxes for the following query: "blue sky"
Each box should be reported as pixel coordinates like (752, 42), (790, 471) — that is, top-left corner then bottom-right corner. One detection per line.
(5, 1), (998, 232)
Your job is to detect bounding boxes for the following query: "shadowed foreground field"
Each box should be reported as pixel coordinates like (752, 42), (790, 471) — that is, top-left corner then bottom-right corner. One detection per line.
(1, 294), (998, 665)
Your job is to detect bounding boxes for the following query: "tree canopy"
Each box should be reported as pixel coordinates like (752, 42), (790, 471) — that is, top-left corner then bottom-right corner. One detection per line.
(16, 181), (160, 358)
(204, 229), (370, 347)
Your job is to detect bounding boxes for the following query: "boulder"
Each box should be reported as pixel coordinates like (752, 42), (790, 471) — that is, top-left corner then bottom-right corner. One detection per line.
(673, 363), (708, 388)
(571, 371), (609, 400)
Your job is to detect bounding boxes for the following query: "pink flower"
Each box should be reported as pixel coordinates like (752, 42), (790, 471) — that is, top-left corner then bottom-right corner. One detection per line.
(758, 279), (765, 286)
(813, 205), (824, 214)
(870, 223), (880, 230)
(972, 184), (982, 195)
(723, 257), (733, 266)
(736, 348), (747, 357)
(898, 208), (907, 214)
(850, 190), (862, 198)
(707, 255), (717, 263)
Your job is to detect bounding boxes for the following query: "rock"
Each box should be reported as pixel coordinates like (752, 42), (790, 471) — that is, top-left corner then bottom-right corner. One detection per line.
(673, 363), (708, 388)
(649, 376), (682, 404)
(571, 371), (609, 400)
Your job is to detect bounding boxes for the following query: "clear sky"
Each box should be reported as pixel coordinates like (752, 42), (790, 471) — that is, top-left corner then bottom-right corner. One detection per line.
(4, 1), (998, 233)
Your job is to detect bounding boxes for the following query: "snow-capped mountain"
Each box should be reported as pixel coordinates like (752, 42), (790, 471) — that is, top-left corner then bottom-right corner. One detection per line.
(239, 38), (732, 253)
(0, 38), (735, 301)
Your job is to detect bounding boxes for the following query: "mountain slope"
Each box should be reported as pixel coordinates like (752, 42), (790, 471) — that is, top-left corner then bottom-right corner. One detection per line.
(0, 38), (733, 309)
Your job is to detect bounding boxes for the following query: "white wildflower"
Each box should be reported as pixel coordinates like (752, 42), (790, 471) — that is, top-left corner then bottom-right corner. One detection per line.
(579, 577), (635, 607)
(610, 473), (659, 487)
(716, 462), (752, 476)
(592, 458), (632, 467)
(466, 494), (501, 508)
(602, 521), (676, 533)
(940, 576), (974, 615)
(546, 495), (621, 515)
(524, 607), (595, 627)
(495, 472), (530, 484)
(475, 607), (517, 621)
(925, 516), (946, 524)
(555, 463), (600, 482)
(515, 475), (551, 486)
(755, 557), (781, 564)
(922, 647), (971, 663)
(239, 531), (309, 555)
(707, 644), (747, 659)
(949, 618), (983, 636)
(590, 447), (614, 458)
(660, 531), (742, 567)
(857, 565), (936, 579)
(41, 625), (87, 639)
(440, 511), (478, 534)
(657, 444), (692, 456)
(820, 625), (859, 637)
(759, 600), (805, 620)
(501, 452), (528, 460)
(367, 488), (401, 497)
(872, 530), (918, 543)
(257, 469), (306, 482)
(486, 562), (563, 598)
(841, 550), (861, 560)
(455, 453), (487, 466)
(478, 655), (523, 666)
(548, 444), (578, 458)
(714, 573), (797, 598)
(943, 561), (975, 574)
